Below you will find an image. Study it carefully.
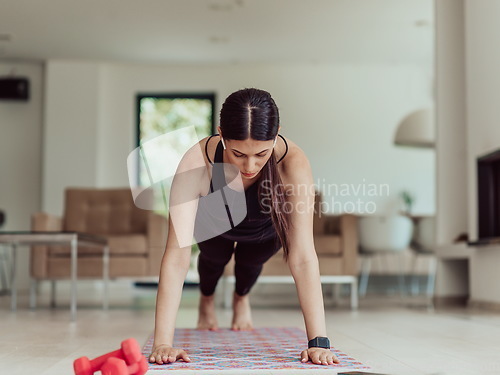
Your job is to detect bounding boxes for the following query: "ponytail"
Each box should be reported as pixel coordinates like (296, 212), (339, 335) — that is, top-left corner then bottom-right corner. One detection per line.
(259, 150), (291, 261)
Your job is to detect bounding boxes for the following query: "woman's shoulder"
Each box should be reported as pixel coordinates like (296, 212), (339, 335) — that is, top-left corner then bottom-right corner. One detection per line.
(175, 135), (219, 177)
(277, 136), (311, 182)
(278, 136), (310, 168)
(199, 134), (220, 167)
(178, 135), (217, 197)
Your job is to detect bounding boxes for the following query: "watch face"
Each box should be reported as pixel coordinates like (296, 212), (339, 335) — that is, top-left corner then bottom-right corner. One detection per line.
(309, 337), (330, 348)
(317, 337), (330, 347)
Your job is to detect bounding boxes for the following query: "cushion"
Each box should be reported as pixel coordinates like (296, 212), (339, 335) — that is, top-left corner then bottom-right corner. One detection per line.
(47, 256), (148, 278)
(49, 234), (148, 257)
(314, 235), (342, 256)
(63, 188), (150, 235)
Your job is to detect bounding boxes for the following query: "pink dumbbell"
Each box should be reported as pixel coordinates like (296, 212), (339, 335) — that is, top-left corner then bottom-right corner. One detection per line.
(101, 357), (148, 375)
(73, 338), (144, 375)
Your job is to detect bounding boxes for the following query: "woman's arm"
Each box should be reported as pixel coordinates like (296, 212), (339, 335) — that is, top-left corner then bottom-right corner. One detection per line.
(282, 152), (339, 366)
(150, 142), (208, 364)
(152, 215), (192, 347)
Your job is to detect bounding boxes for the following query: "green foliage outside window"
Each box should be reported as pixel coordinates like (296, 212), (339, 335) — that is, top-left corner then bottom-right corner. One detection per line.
(137, 94), (215, 256)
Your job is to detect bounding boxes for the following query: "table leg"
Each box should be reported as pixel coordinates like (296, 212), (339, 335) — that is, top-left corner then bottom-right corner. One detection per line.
(50, 280), (56, 307)
(332, 283), (341, 305)
(0, 245), (9, 293)
(10, 243), (17, 311)
(70, 236), (77, 321)
(427, 256), (437, 311)
(359, 256), (371, 296)
(351, 278), (359, 310)
(223, 276), (232, 309)
(29, 278), (37, 309)
(398, 253), (407, 297)
(103, 245), (109, 310)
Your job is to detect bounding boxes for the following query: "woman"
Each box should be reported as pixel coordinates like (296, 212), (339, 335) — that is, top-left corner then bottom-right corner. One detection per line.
(149, 88), (339, 366)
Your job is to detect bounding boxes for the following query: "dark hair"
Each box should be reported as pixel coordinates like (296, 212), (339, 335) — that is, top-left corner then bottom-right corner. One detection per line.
(220, 88), (291, 261)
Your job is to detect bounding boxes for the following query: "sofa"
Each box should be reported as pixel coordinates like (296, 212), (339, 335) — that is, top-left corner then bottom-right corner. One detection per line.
(30, 188), (167, 281)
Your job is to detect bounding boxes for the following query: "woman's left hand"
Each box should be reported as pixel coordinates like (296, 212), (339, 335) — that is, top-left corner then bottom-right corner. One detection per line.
(300, 347), (340, 365)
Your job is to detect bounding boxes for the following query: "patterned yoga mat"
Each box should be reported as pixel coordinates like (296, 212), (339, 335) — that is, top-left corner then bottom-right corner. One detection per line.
(143, 327), (370, 373)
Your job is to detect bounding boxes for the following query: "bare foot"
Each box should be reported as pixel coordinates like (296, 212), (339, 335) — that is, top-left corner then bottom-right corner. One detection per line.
(197, 294), (218, 330)
(231, 292), (253, 331)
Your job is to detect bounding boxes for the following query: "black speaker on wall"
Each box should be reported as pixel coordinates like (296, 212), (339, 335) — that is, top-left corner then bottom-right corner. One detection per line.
(0, 77), (30, 101)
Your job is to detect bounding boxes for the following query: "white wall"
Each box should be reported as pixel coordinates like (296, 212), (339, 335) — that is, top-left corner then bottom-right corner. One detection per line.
(0, 61), (44, 288)
(0, 59), (435, 291)
(464, 0), (500, 304)
(43, 61), (435, 217)
(42, 61), (104, 213)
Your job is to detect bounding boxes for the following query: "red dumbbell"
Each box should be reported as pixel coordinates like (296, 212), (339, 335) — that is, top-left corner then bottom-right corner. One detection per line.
(101, 357), (148, 375)
(73, 338), (144, 375)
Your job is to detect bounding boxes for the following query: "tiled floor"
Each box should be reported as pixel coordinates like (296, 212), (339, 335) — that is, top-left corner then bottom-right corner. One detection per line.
(1, 281), (499, 375)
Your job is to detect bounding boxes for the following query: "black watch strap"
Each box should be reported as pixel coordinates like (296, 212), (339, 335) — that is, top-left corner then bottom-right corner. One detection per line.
(308, 336), (330, 349)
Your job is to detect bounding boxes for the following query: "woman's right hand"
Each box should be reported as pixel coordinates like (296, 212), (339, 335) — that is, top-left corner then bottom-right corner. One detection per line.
(149, 344), (191, 364)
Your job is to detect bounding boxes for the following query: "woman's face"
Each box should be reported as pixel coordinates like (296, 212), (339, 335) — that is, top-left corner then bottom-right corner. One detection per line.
(220, 134), (276, 179)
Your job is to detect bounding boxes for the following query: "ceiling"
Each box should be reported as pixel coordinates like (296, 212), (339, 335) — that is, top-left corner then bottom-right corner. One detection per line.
(0, 0), (434, 65)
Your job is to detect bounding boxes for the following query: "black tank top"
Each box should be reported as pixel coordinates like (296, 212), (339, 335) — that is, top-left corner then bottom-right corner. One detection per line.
(193, 134), (288, 243)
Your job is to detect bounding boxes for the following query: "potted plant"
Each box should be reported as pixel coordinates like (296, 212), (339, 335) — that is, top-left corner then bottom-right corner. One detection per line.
(400, 190), (415, 215)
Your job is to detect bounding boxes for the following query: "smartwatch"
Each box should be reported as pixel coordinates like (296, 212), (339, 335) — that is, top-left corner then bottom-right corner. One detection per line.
(308, 336), (330, 349)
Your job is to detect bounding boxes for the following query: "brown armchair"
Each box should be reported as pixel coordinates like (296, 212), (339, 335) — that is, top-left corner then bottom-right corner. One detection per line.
(221, 190), (359, 309)
(30, 188), (167, 281)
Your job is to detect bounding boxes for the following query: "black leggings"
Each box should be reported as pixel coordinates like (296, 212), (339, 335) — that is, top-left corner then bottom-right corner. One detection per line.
(197, 235), (282, 296)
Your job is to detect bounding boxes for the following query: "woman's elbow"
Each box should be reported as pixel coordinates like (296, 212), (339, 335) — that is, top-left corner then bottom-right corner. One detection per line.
(288, 254), (319, 274)
(161, 248), (192, 273)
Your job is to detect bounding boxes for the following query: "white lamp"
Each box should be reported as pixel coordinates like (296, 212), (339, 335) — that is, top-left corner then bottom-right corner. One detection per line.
(394, 108), (435, 148)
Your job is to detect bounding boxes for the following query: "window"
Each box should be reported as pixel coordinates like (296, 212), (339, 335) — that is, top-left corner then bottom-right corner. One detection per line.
(136, 93), (215, 214)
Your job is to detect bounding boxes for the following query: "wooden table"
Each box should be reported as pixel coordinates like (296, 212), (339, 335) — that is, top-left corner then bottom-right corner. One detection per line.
(0, 231), (109, 321)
